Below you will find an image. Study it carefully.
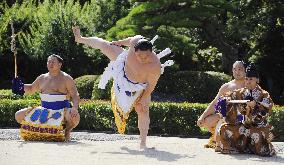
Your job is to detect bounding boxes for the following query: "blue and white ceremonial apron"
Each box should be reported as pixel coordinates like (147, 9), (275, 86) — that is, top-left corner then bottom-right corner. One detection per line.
(20, 93), (71, 141)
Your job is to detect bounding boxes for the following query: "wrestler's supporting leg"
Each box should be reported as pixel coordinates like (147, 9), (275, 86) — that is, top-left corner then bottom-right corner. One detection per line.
(15, 108), (30, 124)
(64, 110), (80, 141)
(135, 104), (150, 149)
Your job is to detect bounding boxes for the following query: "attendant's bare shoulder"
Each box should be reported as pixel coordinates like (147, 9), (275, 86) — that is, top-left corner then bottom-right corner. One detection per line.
(218, 80), (234, 96)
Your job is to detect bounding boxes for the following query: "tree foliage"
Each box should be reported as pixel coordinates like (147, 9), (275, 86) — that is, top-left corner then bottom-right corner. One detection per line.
(107, 1), (283, 70)
(107, 0), (284, 103)
(0, 0), (283, 103)
(0, 0), (131, 85)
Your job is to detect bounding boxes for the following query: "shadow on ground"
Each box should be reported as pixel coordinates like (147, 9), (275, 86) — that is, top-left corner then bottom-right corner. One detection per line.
(103, 146), (193, 162)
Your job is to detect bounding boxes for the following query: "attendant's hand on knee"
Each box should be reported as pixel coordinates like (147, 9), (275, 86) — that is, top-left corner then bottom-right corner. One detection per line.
(197, 116), (205, 127)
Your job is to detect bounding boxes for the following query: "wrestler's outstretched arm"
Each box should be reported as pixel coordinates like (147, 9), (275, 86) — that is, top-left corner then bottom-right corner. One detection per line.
(24, 75), (41, 94)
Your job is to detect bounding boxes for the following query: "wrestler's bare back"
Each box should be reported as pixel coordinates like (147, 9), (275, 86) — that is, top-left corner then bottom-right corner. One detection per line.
(124, 51), (161, 83)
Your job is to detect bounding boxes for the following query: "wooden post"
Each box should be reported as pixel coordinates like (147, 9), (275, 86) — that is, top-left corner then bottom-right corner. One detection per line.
(10, 20), (17, 78)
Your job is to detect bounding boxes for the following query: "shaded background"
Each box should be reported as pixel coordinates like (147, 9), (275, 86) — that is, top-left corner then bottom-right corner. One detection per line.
(0, 0), (283, 104)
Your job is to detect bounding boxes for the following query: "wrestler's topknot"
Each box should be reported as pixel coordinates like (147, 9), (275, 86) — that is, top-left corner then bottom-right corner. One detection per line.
(48, 54), (63, 64)
(233, 61), (245, 69)
(134, 39), (153, 52)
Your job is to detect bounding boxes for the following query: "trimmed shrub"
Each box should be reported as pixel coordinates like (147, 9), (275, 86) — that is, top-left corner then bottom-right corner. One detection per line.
(155, 71), (231, 103)
(0, 89), (40, 100)
(0, 90), (11, 99)
(0, 99), (39, 127)
(269, 106), (284, 141)
(91, 76), (113, 100)
(75, 75), (100, 99)
(89, 71), (231, 102)
(126, 102), (209, 136)
(78, 100), (115, 131)
(1, 98), (283, 140)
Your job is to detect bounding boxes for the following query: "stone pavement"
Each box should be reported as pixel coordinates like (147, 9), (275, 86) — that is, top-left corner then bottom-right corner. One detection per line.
(0, 130), (283, 165)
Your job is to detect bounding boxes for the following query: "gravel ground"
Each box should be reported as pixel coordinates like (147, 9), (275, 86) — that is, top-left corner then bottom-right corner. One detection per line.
(0, 129), (283, 165)
(0, 129), (140, 141)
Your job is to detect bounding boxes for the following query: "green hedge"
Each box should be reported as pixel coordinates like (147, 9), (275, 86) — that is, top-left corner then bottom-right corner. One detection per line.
(78, 100), (209, 136)
(0, 99), (39, 127)
(78, 100), (115, 131)
(91, 76), (113, 100)
(269, 105), (284, 141)
(155, 71), (232, 103)
(0, 89), (40, 100)
(1, 99), (283, 141)
(82, 71), (231, 102)
(75, 75), (100, 99)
